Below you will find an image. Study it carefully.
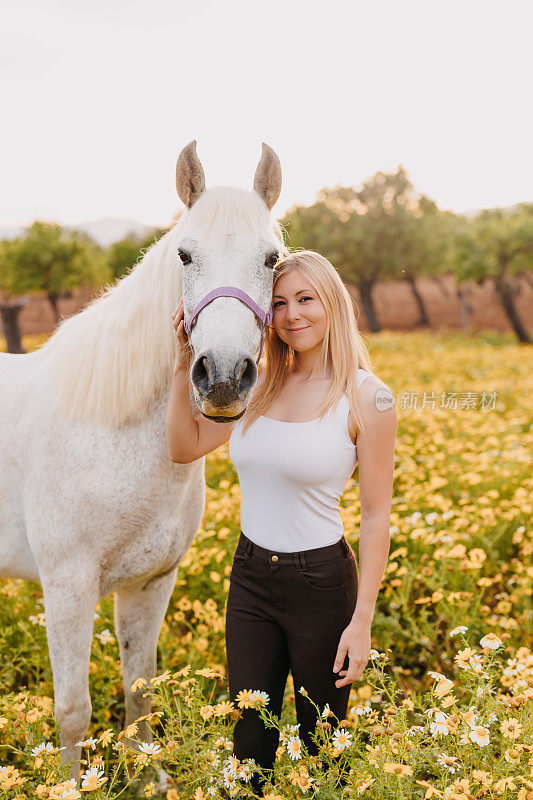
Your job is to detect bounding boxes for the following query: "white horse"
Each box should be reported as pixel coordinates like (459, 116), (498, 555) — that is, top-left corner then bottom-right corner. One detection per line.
(0, 140), (285, 779)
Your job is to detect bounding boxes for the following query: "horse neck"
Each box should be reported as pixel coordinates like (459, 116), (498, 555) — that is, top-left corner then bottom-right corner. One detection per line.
(45, 226), (182, 429)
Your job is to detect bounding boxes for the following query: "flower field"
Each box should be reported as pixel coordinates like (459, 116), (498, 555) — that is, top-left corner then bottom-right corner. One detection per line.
(0, 331), (531, 799)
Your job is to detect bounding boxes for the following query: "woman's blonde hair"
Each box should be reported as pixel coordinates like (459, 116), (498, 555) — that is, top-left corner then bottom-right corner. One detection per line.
(239, 250), (373, 437)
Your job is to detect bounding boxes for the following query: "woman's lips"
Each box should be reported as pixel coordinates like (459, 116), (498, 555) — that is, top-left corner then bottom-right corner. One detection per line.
(287, 326), (309, 332)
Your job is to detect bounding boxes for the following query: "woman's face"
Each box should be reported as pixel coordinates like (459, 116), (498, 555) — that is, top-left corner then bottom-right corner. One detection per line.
(271, 270), (327, 351)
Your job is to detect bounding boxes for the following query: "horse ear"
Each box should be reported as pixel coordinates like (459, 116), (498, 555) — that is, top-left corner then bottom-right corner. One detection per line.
(176, 140), (206, 208)
(253, 143), (282, 210)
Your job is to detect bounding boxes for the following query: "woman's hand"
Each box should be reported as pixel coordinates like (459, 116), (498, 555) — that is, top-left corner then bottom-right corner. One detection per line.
(332, 619), (372, 687)
(171, 300), (191, 372)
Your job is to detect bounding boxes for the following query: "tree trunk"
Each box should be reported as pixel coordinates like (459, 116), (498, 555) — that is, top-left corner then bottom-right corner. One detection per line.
(405, 275), (429, 326)
(523, 273), (533, 290)
(48, 292), (60, 325)
(432, 275), (452, 300)
(494, 276), (530, 343)
(358, 280), (381, 332)
(0, 299), (28, 354)
(456, 285), (472, 334)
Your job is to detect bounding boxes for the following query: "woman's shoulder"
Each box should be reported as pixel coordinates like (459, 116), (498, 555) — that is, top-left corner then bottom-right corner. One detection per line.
(357, 367), (392, 393)
(355, 369), (396, 422)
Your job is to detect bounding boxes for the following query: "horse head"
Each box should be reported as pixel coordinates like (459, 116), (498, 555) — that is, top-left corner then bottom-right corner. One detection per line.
(175, 140), (284, 422)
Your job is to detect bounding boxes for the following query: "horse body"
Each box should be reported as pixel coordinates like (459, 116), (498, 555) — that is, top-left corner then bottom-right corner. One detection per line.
(26, 391), (205, 593)
(1, 348), (206, 767)
(0, 141), (285, 781)
(2, 350), (206, 582)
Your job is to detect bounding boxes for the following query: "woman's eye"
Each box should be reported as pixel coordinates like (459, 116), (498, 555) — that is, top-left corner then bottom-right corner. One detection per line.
(264, 252), (279, 269)
(273, 297), (312, 308)
(178, 249), (192, 266)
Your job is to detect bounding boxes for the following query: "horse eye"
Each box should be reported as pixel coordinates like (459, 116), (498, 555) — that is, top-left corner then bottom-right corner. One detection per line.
(178, 249), (192, 266)
(264, 252), (279, 269)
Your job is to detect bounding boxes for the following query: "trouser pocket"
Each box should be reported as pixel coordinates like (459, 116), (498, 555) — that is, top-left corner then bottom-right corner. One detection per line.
(297, 554), (348, 591)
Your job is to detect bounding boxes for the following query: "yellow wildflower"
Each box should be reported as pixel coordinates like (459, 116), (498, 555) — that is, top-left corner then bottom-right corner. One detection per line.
(500, 718), (522, 739)
(213, 701), (234, 717)
(151, 670), (172, 686)
(98, 729), (114, 746)
(124, 722), (139, 738)
(200, 705), (214, 720)
(26, 707), (43, 723)
(383, 762), (413, 776)
(130, 678), (147, 693)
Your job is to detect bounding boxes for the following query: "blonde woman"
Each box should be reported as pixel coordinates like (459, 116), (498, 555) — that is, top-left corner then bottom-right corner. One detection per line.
(168, 250), (397, 796)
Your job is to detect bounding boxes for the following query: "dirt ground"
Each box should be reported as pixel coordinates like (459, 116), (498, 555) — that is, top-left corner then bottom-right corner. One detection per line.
(8, 273), (533, 338)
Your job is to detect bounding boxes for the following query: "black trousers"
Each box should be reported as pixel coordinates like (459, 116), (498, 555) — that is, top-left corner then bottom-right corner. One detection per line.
(225, 530), (358, 796)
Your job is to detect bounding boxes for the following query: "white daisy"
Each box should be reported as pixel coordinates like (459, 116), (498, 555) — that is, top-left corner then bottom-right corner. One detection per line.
(428, 670), (447, 681)
(31, 741), (56, 756)
(479, 633), (503, 650)
(286, 735), (302, 760)
(405, 725), (424, 737)
(138, 741), (162, 755)
(59, 790), (81, 799)
(225, 754), (240, 777)
(251, 690), (270, 706)
(75, 737), (98, 750)
(436, 753), (460, 773)
(469, 726), (490, 746)
(429, 711), (449, 736)
(95, 628), (115, 645)
(332, 728), (352, 751)
(351, 703), (372, 716)
(237, 759), (256, 782)
(81, 766), (105, 788)
(222, 766), (238, 790)
(449, 625), (468, 637)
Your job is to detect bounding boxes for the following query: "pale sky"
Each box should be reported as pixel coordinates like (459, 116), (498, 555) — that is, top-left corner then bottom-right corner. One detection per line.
(1, 0), (531, 228)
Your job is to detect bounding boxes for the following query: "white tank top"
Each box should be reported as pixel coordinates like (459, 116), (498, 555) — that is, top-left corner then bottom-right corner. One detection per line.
(228, 368), (373, 552)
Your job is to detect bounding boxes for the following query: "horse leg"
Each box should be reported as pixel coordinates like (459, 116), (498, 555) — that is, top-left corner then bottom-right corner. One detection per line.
(42, 578), (98, 781)
(114, 571), (177, 790)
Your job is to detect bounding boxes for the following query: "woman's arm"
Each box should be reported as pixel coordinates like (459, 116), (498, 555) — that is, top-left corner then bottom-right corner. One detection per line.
(166, 361), (238, 463)
(333, 376), (397, 686)
(352, 378), (397, 624)
(166, 300), (239, 463)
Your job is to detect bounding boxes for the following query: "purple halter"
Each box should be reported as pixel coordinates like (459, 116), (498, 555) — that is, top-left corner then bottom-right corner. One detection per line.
(183, 286), (274, 365)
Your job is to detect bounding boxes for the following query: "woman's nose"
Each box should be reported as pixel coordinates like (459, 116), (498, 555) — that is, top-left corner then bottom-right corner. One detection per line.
(286, 304), (302, 320)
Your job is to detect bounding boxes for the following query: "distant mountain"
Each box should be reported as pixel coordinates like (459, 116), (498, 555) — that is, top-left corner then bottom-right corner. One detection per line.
(457, 203), (523, 219)
(0, 217), (159, 247)
(72, 217), (156, 247)
(0, 225), (25, 240)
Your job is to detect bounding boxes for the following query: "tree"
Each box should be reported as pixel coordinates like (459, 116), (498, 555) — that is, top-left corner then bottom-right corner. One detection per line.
(7, 221), (109, 324)
(0, 221), (110, 353)
(451, 204), (533, 343)
(395, 202), (459, 327)
(282, 167), (447, 332)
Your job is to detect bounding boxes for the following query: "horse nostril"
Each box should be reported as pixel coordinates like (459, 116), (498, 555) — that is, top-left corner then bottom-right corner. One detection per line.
(235, 357), (256, 395)
(191, 354), (213, 394)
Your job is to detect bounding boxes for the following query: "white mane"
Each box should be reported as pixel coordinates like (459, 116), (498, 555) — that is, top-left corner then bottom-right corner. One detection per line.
(40, 187), (285, 428)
